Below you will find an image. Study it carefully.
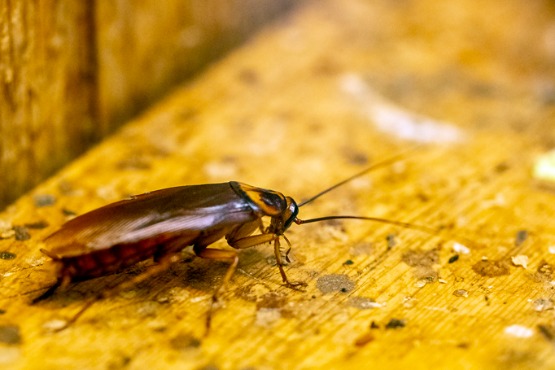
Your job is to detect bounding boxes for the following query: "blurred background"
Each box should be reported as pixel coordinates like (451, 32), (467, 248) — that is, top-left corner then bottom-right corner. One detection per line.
(0, 0), (298, 210)
(2, 0), (555, 208)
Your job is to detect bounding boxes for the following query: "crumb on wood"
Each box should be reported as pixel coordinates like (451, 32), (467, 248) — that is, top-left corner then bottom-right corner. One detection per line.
(33, 194), (56, 207)
(532, 298), (554, 312)
(13, 226), (31, 241)
(453, 289), (469, 298)
(347, 297), (384, 310)
(511, 255), (529, 269)
(453, 242), (470, 255)
(534, 260), (554, 281)
(504, 325), (533, 338)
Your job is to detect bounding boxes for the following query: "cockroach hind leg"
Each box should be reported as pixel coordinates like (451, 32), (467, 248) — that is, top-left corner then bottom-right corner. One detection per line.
(47, 298), (97, 333)
(47, 253), (182, 333)
(31, 279), (63, 304)
(31, 268), (74, 304)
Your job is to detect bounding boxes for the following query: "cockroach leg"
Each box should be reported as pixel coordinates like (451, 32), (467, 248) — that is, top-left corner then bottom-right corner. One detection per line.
(193, 246), (239, 332)
(50, 252), (181, 332)
(229, 233), (306, 289)
(273, 236), (307, 290)
(32, 271), (72, 305)
(230, 233), (275, 249)
(282, 234), (293, 263)
(31, 279), (63, 304)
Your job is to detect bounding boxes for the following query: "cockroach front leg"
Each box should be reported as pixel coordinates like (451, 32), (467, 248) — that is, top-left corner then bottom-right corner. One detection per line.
(229, 233), (307, 290)
(272, 236), (307, 290)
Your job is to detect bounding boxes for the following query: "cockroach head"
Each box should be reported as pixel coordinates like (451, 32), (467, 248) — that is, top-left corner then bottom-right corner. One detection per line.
(269, 196), (299, 234)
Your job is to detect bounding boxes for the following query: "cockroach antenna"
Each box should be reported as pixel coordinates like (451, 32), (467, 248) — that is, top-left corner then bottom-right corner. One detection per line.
(295, 146), (475, 246)
(298, 148), (416, 207)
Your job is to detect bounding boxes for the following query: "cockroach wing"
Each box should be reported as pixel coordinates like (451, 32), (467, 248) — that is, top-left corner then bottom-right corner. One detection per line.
(45, 183), (258, 257)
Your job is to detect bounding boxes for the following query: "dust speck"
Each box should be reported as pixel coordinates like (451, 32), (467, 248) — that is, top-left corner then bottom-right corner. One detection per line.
(316, 274), (355, 294)
(403, 296), (417, 308)
(448, 255), (459, 263)
(532, 298), (554, 312)
(347, 296), (384, 309)
(386, 234), (396, 248)
(170, 332), (201, 350)
(0, 251), (16, 260)
(256, 292), (287, 310)
(13, 226), (30, 241)
(255, 308), (282, 327)
(0, 229), (15, 239)
(538, 323), (555, 342)
(403, 249), (439, 282)
(472, 259), (510, 277)
(385, 318), (406, 329)
(536, 260), (554, 281)
(349, 242), (373, 256)
(33, 194), (56, 207)
(136, 301), (160, 317)
(402, 249), (439, 267)
(354, 332), (375, 347)
(0, 325), (20, 345)
(514, 230), (528, 246)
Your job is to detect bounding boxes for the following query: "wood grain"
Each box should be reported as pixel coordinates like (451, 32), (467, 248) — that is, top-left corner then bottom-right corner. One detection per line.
(0, 0), (97, 209)
(1, 0), (555, 368)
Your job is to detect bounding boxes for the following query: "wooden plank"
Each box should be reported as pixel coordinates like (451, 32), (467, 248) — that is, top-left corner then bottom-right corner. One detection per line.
(0, 0), (297, 209)
(1, 0), (555, 368)
(95, 0), (298, 131)
(0, 0), (97, 209)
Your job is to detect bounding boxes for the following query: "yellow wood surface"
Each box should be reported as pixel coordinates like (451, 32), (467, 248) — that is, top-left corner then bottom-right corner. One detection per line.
(1, 0), (555, 368)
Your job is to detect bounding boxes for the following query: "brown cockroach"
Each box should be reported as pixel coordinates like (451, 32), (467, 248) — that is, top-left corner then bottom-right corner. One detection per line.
(34, 152), (455, 330)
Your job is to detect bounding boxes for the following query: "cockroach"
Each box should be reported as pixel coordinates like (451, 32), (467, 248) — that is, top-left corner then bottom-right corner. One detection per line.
(34, 152), (460, 331)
